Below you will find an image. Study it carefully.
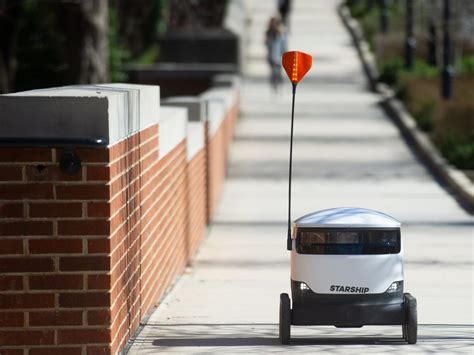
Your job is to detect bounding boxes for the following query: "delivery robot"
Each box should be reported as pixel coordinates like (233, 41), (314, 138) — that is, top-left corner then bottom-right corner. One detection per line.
(279, 207), (417, 344)
(279, 52), (417, 345)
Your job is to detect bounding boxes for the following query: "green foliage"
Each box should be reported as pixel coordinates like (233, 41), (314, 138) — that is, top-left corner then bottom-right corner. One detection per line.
(405, 60), (438, 79)
(108, 7), (130, 82)
(135, 45), (160, 65)
(460, 56), (474, 75)
(379, 58), (438, 90)
(347, 0), (371, 18)
(378, 57), (404, 87)
(438, 133), (474, 169)
(413, 101), (436, 132)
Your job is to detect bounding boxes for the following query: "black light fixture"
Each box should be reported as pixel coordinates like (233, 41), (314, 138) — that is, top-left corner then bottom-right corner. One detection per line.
(59, 150), (81, 175)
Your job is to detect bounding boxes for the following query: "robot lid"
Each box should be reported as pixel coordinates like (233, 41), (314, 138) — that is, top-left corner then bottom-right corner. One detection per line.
(294, 207), (401, 229)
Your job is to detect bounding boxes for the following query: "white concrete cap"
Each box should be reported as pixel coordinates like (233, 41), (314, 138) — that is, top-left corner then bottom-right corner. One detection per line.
(159, 106), (188, 158)
(200, 86), (238, 135)
(0, 83), (161, 146)
(162, 97), (205, 122)
(212, 74), (241, 90)
(201, 87), (236, 113)
(96, 83), (160, 132)
(187, 122), (205, 161)
(294, 207), (401, 229)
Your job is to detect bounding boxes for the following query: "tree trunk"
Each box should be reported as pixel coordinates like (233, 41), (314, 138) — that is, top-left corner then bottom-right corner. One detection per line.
(0, 0), (23, 93)
(78, 0), (109, 84)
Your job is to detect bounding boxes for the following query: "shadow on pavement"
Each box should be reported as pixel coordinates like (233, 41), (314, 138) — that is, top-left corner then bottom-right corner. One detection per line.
(152, 336), (405, 347)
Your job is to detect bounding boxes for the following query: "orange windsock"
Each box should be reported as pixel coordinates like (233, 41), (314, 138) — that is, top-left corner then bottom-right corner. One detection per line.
(282, 51), (312, 84)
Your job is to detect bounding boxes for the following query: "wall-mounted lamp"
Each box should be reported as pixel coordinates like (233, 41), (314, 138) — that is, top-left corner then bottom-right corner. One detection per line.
(59, 150), (81, 175)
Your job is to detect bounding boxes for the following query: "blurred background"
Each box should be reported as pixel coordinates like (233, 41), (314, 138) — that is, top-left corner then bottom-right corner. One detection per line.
(0, 0), (472, 174)
(346, 0), (473, 174)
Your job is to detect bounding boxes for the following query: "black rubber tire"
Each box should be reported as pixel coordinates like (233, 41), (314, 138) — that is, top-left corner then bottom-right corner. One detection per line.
(279, 293), (291, 345)
(404, 293), (418, 344)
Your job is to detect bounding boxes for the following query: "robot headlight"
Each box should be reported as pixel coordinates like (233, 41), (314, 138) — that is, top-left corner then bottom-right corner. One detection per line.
(386, 281), (402, 293)
(300, 282), (310, 291)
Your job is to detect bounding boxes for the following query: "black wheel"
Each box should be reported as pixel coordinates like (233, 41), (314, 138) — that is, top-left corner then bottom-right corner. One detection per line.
(279, 293), (291, 345)
(404, 293), (417, 344)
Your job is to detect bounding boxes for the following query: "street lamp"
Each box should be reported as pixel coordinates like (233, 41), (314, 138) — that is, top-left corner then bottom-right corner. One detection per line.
(442, 0), (454, 100)
(427, 15), (437, 66)
(404, 0), (415, 70)
(380, 0), (389, 34)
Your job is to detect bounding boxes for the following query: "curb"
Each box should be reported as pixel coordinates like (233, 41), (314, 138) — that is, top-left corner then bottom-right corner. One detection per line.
(338, 5), (474, 214)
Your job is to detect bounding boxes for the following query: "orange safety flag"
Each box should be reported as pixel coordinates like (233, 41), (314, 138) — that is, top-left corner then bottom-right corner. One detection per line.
(282, 51), (312, 84)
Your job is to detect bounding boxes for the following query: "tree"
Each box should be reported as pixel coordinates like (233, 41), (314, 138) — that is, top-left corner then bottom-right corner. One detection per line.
(0, 0), (23, 93)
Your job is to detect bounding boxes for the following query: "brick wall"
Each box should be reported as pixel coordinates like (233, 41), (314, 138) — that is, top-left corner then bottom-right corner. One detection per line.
(0, 146), (112, 354)
(207, 100), (239, 219)
(0, 82), (239, 354)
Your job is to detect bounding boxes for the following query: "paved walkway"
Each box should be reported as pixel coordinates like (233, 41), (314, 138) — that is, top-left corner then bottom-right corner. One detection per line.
(128, 1), (473, 353)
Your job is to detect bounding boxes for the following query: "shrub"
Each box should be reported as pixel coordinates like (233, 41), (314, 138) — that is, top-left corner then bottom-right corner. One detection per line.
(414, 100), (436, 132)
(460, 56), (474, 75)
(378, 57), (404, 87)
(438, 133), (474, 169)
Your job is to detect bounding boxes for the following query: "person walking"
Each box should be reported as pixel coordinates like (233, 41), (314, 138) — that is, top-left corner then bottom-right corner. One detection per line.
(265, 16), (287, 92)
(277, 0), (292, 27)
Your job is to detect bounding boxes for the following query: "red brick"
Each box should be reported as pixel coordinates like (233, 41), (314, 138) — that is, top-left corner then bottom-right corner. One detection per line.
(0, 312), (23, 327)
(0, 257), (54, 273)
(29, 275), (83, 290)
(87, 274), (111, 290)
(25, 164), (82, 182)
(88, 309), (111, 325)
(0, 293), (54, 309)
(0, 184), (53, 200)
(87, 346), (111, 355)
(56, 184), (109, 200)
(58, 328), (110, 344)
(73, 148), (109, 163)
(0, 276), (23, 291)
(29, 348), (82, 355)
(60, 256), (110, 272)
(0, 221), (52, 236)
(87, 202), (110, 217)
(0, 349), (24, 355)
(139, 124), (158, 141)
(58, 220), (109, 236)
(0, 330), (54, 345)
(87, 166), (110, 181)
(29, 202), (83, 218)
(0, 165), (23, 181)
(0, 148), (52, 163)
(0, 239), (23, 254)
(59, 292), (110, 308)
(29, 238), (83, 254)
(88, 238), (110, 253)
(29, 310), (83, 326)
(0, 203), (23, 218)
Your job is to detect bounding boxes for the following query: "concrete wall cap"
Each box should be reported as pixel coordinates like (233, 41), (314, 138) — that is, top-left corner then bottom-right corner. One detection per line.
(162, 97), (205, 122)
(187, 122), (205, 161)
(1, 84), (161, 147)
(159, 106), (188, 158)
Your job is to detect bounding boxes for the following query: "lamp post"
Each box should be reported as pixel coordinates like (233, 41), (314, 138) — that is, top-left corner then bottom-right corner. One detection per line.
(380, 0), (389, 33)
(427, 15), (437, 66)
(442, 0), (454, 100)
(404, 0), (415, 70)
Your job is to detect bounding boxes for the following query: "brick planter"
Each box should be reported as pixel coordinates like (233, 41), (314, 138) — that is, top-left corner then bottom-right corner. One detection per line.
(0, 82), (239, 354)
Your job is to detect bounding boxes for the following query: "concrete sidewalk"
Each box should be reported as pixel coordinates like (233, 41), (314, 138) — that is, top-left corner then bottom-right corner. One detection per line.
(128, 1), (473, 353)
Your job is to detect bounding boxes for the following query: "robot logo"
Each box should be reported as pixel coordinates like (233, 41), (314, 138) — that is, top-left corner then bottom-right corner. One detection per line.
(330, 285), (370, 293)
